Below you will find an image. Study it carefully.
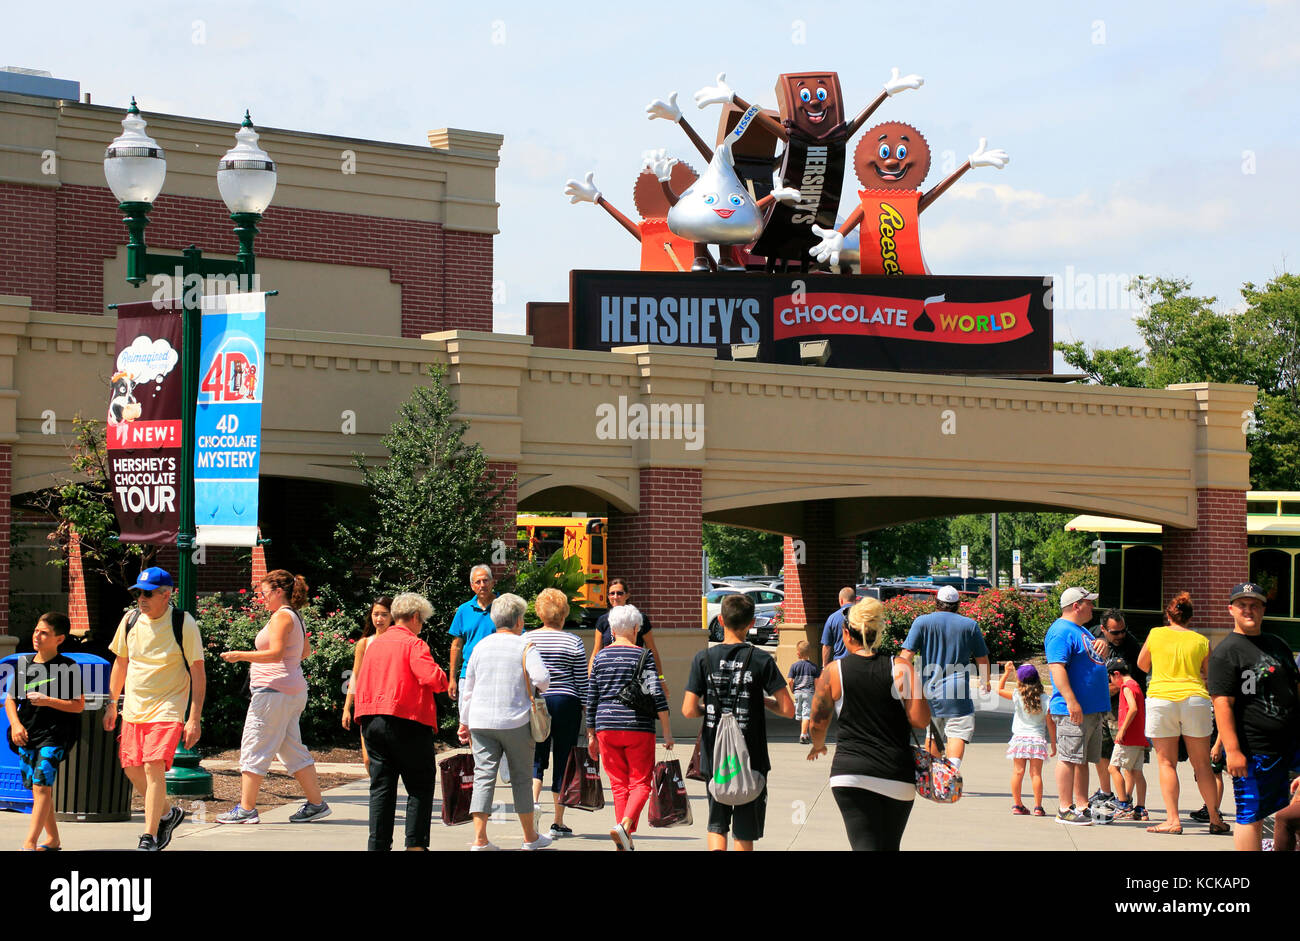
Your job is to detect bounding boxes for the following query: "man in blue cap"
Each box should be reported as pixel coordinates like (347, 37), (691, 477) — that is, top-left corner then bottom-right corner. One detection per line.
(103, 567), (206, 851)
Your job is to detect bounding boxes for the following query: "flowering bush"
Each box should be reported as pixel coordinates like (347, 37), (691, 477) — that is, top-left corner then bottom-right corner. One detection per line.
(196, 592), (363, 749)
(879, 589), (1050, 662)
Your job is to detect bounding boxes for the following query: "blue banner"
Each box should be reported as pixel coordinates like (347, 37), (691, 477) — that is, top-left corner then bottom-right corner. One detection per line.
(194, 292), (265, 547)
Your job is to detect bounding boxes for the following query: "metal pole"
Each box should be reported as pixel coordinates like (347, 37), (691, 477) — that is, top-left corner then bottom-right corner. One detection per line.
(990, 512), (999, 589)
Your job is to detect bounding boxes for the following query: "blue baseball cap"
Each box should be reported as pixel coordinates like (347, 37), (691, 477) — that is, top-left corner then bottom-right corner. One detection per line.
(132, 567), (174, 591)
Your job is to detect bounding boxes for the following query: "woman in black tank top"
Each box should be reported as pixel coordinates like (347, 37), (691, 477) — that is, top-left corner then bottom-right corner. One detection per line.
(807, 597), (929, 850)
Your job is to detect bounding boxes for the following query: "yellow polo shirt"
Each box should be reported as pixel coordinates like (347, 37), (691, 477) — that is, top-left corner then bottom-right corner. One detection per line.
(1145, 626), (1209, 702)
(109, 607), (204, 724)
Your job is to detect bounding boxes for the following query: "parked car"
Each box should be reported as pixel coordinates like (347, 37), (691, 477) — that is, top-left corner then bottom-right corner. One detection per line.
(704, 586), (784, 641)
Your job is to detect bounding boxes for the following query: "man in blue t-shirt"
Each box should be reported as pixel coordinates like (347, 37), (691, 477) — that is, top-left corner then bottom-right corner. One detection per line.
(898, 585), (989, 770)
(1046, 586), (1111, 826)
(447, 564), (497, 701)
(820, 587), (856, 666)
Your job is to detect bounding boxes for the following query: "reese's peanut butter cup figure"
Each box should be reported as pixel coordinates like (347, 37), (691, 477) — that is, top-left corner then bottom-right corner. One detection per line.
(808, 124), (1009, 273)
(649, 68), (923, 272)
(563, 161), (702, 271)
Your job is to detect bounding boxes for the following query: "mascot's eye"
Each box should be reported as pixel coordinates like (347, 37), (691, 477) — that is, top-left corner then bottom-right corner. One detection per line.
(878, 144), (891, 159)
(897, 144), (908, 160)
(799, 88), (812, 102)
(816, 88), (827, 102)
(702, 193), (717, 205)
(729, 194), (744, 206)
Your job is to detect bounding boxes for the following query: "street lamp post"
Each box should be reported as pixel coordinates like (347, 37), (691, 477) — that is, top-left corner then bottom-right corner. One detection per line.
(105, 99), (276, 795)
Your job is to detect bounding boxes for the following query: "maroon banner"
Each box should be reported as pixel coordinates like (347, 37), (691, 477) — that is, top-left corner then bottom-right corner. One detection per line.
(107, 299), (183, 543)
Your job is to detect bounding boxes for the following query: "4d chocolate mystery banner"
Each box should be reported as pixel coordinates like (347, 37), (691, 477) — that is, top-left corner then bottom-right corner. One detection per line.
(570, 270), (1053, 374)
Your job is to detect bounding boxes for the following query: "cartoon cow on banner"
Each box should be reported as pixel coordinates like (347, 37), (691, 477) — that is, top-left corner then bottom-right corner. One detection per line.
(107, 370), (142, 445)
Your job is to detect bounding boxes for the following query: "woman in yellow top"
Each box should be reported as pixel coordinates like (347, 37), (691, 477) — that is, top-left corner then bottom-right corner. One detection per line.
(1136, 592), (1229, 835)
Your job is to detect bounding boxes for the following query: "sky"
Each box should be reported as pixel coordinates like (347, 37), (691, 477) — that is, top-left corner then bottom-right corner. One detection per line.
(14, 0), (1299, 368)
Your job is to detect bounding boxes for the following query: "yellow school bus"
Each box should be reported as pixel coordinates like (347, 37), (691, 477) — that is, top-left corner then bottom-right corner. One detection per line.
(516, 515), (608, 613)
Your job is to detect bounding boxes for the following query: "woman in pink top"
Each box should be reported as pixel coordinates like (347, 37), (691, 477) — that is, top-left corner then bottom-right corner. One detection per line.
(217, 569), (330, 824)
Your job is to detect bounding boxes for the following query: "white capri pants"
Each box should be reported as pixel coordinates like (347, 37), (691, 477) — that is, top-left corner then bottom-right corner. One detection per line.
(239, 688), (314, 776)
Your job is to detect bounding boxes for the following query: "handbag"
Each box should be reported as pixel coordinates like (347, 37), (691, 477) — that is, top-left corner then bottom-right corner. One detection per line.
(523, 644), (551, 743)
(910, 719), (963, 804)
(648, 757), (693, 828)
(438, 751), (476, 826)
(559, 744), (605, 811)
(614, 646), (657, 719)
(686, 731), (708, 782)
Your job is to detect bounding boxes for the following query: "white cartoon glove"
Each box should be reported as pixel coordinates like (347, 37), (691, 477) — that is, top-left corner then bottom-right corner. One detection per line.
(694, 72), (735, 109)
(643, 148), (677, 183)
(882, 67), (925, 97)
(564, 172), (601, 204)
(809, 225), (844, 267)
(771, 185), (802, 205)
(646, 92), (683, 123)
(968, 138), (1010, 169)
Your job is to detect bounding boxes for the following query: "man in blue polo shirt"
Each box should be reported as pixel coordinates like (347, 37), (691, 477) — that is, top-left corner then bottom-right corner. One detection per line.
(448, 564), (497, 701)
(819, 587), (856, 666)
(1047, 586), (1111, 826)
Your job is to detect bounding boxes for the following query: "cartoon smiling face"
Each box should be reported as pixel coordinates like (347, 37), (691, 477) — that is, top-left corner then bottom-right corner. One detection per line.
(775, 72), (844, 141)
(855, 122), (932, 190)
(666, 144), (764, 244)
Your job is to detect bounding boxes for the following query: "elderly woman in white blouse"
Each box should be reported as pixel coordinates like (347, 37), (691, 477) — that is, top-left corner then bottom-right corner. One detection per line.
(457, 592), (552, 851)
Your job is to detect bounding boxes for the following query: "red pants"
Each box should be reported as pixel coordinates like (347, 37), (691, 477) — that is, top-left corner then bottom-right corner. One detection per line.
(597, 730), (655, 833)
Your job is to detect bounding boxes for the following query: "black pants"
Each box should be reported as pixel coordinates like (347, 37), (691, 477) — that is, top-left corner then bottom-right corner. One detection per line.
(534, 693), (583, 792)
(832, 786), (913, 851)
(360, 715), (435, 851)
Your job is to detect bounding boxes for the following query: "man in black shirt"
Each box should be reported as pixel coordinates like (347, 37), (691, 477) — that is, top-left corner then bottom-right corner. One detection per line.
(4, 613), (85, 851)
(1208, 582), (1300, 852)
(683, 593), (793, 850)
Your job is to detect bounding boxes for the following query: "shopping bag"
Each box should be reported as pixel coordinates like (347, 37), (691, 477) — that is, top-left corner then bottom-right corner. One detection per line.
(560, 745), (605, 811)
(439, 752), (476, 826)
(648, 758), (693, 828)
(686, 731), (708, 782)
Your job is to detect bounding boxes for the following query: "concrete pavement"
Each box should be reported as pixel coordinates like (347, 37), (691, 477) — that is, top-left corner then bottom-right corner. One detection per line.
(0, 701), (1238, 851)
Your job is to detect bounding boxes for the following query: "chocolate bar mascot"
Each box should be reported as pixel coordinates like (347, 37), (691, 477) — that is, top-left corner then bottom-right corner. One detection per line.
(648, 68), (923, 271)
(808, 124), (1009, 273)
(563, 162), (704, 271)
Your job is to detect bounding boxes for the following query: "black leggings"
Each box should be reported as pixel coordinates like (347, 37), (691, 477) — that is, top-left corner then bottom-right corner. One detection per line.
(833, 786), (914, 851)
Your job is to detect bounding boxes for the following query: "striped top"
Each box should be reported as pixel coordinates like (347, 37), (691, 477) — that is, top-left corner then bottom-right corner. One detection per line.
(524, 627), (588, 703)
(587, 644), (668, 733)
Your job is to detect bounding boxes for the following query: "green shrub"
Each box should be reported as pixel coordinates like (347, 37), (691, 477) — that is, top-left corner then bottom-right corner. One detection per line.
(879, 589), (1047, 662)
(196, 592), (362, 750)
(1055, 565), (1099, 595)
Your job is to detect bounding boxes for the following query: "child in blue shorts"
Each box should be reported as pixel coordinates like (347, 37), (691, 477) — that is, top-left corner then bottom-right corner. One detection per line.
(4, 613), (85, 851)
(787, 642), (821, 745)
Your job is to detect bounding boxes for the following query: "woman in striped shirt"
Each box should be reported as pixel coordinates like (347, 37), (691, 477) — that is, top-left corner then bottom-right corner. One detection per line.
(528, 588), (588, 838)
(587, 604), (673, 850)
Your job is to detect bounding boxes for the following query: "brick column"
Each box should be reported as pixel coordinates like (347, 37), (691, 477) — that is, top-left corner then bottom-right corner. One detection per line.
(486, 460), (518, 580)
(1162, 488), (1247, 639)
(606, 468), (702, 629)
(780, 500), (860, 663)
(66, 527), (98, 636)
(251, 536), (268, 588)
(0, 444), (10, 637)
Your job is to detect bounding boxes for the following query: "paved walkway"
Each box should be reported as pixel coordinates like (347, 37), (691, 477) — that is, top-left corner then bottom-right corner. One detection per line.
(0, 703), (1238, 851)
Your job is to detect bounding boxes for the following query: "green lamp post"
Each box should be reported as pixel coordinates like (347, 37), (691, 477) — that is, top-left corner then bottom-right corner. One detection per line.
(104, 99), (277, 797)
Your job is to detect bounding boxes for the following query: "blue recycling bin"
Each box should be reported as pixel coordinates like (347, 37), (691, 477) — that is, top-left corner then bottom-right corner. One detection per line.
(0, 652), (126, 819)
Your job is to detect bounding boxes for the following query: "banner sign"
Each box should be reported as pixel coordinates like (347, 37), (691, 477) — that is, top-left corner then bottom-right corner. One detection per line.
(570, 270), (1052, 374)
(194, 292), (266, 547)
(107, 299), (183, 543)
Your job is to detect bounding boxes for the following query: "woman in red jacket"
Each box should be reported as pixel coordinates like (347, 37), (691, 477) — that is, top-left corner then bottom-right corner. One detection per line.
(353, 592), (448, 851)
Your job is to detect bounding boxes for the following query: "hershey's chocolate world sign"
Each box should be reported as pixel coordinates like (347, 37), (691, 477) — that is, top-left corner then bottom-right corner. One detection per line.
(571, 271), (1053, 374)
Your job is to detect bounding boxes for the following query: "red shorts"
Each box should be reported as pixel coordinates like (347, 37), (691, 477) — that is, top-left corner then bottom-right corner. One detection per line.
(119, 721), (184, 769)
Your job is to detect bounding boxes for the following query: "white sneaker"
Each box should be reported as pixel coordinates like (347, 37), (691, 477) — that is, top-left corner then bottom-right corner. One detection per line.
(469, 841), (500, 852)
(609, 822), (634, 851)
(522, 832), (553, 851)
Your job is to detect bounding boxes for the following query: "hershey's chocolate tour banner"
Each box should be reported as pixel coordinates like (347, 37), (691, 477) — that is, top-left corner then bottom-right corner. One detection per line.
(107, 299), (183, 543)
(571, 271), (1052, 374)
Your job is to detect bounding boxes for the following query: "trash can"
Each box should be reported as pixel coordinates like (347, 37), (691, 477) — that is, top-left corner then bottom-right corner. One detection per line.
(0, 652), (132, 822)
(0, 653), (34, 814)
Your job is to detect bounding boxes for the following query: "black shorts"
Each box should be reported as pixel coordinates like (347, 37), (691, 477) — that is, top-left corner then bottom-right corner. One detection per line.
(707, 786), (767, 842)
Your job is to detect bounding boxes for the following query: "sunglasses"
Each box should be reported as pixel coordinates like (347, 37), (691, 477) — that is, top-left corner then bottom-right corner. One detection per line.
(1106, 627), (1127, 635)
(133, 589), (156, 598)
(608, 590), (627, 597)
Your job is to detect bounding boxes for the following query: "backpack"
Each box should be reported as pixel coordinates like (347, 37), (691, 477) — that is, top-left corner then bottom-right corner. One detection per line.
(125, 606), (191, 684)
(706, 645), (766, 807)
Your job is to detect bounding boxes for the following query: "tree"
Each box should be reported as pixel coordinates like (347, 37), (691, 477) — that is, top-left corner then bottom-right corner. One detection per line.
(1056, 272), (1300, 491)
(329, 365), (512, 660)
(702, 523), (783, 577)
(862, 518), (947, 578)
(946, 513), (1091, 583)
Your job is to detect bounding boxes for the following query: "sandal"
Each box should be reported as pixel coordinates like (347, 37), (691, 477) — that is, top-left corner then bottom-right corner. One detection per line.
(1032, 806), (1046, 817)
(1208, 820), (1231, 835)
(1011, 804), (1030, 815)
(1146, 821), (1183, 834)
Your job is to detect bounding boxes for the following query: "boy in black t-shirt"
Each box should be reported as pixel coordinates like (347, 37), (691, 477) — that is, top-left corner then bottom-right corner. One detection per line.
(1208, 583), (1300, 852)
(787, 641), (821, 744)
(4, 613), (85, 851)
(683, 594), (793, 850)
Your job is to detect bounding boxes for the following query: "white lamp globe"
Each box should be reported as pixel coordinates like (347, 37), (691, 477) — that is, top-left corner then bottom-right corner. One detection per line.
(103, 98), (167, 204)
(217, 112), (277, 214)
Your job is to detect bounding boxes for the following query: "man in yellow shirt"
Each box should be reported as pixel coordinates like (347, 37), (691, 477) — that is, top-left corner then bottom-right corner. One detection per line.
(103, 567), (206, 851)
